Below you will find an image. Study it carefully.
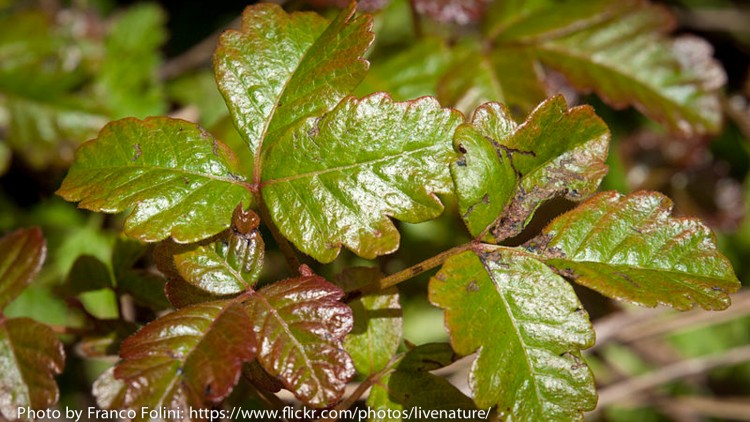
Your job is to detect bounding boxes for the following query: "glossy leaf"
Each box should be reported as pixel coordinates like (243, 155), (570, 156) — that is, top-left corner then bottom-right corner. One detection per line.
(262, 94), (463, 262)
(0, 228), (45, 311)
(495, 0), (724, 136)
(0, 317), (65, 420)
(57, 117), (252, 243)
(244, 275), (354, 407)
(214, 3), (373, 155)
(368, 343), (480, 422)
(156, 206), (264, 296)
(113, 300), (256, 416)
(452, 96), (608, 240)
(529, 191), (741, 310)
(429, 248), (596, 419)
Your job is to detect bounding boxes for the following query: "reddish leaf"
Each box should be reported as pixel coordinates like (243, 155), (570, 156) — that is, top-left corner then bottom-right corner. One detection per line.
(243, 275), (354, 407)
(0, 317), (65, 420)
(112, 300), (256, 417)
(0, 228), (45, 311)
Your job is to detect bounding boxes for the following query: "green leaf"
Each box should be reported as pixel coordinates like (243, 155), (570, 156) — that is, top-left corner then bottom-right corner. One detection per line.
(0, 228), (45, 311)
(57, 117), (252, 243)
(262, 94), (463, 262)
(244, 275), (354, 407)
(452, 96), (608, 240)
(367, 344), (481, 422)
(0, 317), (65, 420)
(528, 191), (741, 310)
(156, 206), (264, 296)
(356, 37), (455, 101)
(214, 3), (373, 156)
(344, 287), (402, 375)
(336, 267), (402, 375)
(495, 0), (724, 136)
(113, 300), (256, 416)
(429, 248), (596, 420)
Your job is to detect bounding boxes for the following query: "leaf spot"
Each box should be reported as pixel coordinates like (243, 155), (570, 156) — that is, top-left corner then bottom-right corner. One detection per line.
(466, 280), (479, 292)
(457, 143), (467, 153)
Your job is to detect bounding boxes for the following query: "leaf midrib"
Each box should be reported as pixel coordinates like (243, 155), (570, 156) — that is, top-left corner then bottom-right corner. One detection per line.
(486, 264), (546, 412)
(261, 144), (444, 186)
(68, 165), (247, 186)
(252, 20), (328, 186)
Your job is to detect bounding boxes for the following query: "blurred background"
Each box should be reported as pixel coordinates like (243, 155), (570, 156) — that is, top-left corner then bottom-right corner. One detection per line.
(1, 0), (749, 420)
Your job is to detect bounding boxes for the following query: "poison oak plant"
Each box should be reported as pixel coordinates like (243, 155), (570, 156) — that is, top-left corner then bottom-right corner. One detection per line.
(0, 1), (742, 421)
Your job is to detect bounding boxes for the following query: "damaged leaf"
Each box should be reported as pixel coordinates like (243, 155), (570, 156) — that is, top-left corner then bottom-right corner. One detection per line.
(529, 191), (741, 310)
(429, 248), (596, 420)
(452, 96), (608, 240)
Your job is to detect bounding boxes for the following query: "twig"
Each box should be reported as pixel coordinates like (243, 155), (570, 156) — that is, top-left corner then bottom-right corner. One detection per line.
(597, 344), (750, 408)
(375, 242), (475, 291)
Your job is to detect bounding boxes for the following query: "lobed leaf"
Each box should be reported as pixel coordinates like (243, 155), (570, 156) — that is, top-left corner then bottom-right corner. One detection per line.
(0, 318), (65, 420)
(57, 117), (252, 244)
(262, 94), (463, 262)
(429, 248), (596, 420)
(214, 3), (373, 157)
(0, 228), (46, 311)
(113, 300), (256, 417)
(244, 275), (354, 407)
(528, 191), (741, 310)
(495, 0), (724, 136)
(452, 96), (608, 240)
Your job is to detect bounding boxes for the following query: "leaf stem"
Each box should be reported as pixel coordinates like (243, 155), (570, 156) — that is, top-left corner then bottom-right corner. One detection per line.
(407, 0), (423, 38)
(258, 200), (302, 273)
(375, 242), (476, 291)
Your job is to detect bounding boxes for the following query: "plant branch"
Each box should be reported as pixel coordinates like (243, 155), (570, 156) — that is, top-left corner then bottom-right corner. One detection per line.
(375, 242), (475, 291)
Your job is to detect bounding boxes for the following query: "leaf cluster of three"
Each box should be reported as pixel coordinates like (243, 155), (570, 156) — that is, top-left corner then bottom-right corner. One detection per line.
(51, 2), (740, 421)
